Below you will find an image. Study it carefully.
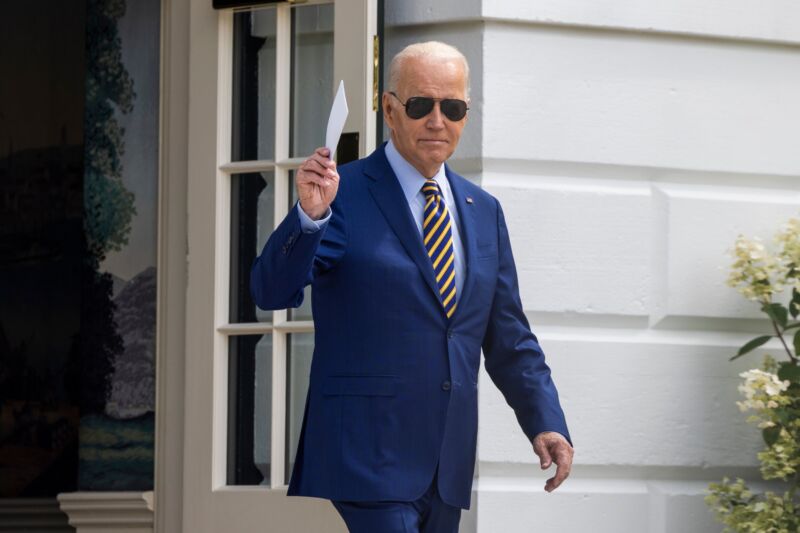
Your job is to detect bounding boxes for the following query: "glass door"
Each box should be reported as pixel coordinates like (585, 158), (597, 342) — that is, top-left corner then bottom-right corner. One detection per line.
(182, 1), (377, 531)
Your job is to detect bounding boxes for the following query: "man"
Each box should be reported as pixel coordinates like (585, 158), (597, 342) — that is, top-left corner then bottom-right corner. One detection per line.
(250, 41), (573, 533)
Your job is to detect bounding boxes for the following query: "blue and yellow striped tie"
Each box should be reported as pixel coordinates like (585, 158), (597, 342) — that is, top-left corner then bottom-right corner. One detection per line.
(421, 179), (457, 318)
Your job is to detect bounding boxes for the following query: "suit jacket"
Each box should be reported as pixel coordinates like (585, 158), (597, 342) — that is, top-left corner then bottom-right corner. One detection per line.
(250, 142), (571, 510)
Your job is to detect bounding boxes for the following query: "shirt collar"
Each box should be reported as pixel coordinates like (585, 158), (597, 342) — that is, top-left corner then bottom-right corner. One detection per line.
(385, 138), (447, 205)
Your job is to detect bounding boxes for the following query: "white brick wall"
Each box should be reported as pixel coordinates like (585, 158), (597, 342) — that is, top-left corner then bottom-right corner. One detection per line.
(385, 1), (800, 531)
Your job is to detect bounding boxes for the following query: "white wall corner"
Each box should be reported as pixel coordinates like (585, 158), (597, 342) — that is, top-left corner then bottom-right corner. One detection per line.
(57, 491), (154, 533)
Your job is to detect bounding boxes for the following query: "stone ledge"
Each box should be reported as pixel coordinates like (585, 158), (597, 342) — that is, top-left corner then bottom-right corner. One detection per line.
(57, 492), (153, 533)
(0, 497), (73, 532)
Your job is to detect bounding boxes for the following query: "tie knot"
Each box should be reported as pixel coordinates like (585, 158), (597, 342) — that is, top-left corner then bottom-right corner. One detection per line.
(421, 179), (441, 199)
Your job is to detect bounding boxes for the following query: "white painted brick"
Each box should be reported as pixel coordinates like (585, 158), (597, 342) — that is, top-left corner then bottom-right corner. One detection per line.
(656, 186), (800, 321)
(479, 336), (765, 466)
(483, 25), (800, 175)
(386, 0), (800, 44)
(482, 0), (800, 44)
(486, 177), (652, 316)
(649, 481), (720, 533)
(471, 477), (729, 533)
(474, 479), (649, 533)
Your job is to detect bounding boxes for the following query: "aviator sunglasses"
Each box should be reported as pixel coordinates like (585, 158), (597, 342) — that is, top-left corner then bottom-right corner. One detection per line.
(390, 91), (469, 121)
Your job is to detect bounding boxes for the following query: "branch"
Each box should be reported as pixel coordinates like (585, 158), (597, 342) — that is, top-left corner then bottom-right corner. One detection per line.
(771, 318), (798, 363)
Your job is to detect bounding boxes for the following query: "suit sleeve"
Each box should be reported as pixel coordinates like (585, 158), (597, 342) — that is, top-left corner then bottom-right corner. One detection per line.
(249, 196), (347, 310)
(481, 198), (572, 446)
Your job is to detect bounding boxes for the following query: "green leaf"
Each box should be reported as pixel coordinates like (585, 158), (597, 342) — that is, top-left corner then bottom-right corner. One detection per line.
(762, 303), (789, 328)
(730, 335), (773, 361)
(773, 407), (792, 425)
(777, 362), (800, 383)
(791, 287), (800, 318)
(762, 426), (781, 447)
(785, 322), (800, 331)
(794, 329), (800, 360)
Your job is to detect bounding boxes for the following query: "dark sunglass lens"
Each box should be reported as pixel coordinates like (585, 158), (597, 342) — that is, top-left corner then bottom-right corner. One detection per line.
(405, 97), (435, 119)
(441, 99), (468, 121)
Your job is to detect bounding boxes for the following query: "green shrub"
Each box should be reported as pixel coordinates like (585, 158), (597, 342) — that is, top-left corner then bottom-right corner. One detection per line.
(706, 217), (800, 532)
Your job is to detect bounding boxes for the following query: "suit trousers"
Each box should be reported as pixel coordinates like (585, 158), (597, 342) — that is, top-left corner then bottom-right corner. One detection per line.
(330, 463), (462, 533)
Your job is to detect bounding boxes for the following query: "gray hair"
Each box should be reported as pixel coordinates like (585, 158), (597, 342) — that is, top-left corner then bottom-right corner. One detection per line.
(388, 41), (470, 98)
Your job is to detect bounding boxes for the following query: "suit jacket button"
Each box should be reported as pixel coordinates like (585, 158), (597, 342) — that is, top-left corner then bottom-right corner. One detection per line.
(441, 380), (451, 391)
(447, 329), (454, 339)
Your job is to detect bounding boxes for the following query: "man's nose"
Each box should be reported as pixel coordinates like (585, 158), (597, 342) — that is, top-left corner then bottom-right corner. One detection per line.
(426, 103), (445, 129)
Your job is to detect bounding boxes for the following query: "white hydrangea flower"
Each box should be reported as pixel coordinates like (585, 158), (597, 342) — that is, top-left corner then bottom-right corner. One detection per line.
(726, 234), (785, 301)
(736, 369), (790, 413)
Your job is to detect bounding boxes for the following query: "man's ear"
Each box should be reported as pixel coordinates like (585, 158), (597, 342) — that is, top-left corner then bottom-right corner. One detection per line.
(382, 91), (395, 131)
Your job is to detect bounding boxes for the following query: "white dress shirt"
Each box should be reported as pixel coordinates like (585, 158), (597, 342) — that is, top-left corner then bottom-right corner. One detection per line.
(296, 138), (466, 297)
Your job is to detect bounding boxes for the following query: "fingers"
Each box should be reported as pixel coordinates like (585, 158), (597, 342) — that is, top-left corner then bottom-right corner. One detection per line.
(306, 154), (335, 175)
(544, 447), (573, 493)
(533, 432), (574, 493)
(298, 149), (338, 182)
(298, 168), (331, 188)
(533, 438), (552, 470)
(309, 147), (336, 172)
(299, 158), (332, 181)
(298, 161), (338, 192)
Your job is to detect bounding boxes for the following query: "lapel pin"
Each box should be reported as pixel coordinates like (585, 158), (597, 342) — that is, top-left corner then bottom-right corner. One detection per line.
(466, 196), (473, 204)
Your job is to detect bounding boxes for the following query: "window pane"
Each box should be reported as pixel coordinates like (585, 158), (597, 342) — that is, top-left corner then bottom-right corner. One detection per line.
(290, 4), (334, 158)
(227, 334), (272, 486)
(285, 333), (314, 481)
(230, 172), (274, 323)
(287, 171), (312, 320)
(232, 6), (277, 162)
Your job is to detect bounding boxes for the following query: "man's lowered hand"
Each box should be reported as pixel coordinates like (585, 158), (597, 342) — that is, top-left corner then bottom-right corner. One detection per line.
(532, 431), (573, 492)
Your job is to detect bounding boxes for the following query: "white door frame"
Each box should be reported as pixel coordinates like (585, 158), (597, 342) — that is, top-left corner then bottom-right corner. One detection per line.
(154, 0), (190, 531)
(170, 1), (377, 531)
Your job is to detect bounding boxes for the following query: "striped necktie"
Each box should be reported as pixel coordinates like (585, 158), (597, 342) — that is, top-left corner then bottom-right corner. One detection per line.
(421, 178), (457, 319)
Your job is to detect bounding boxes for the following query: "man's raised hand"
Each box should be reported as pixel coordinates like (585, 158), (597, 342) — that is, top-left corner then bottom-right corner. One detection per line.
(297, 147), (340, 220)
(532, 431), (574, 493)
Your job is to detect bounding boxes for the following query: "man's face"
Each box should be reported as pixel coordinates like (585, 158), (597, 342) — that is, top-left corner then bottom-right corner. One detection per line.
(383, 56), (468, 178)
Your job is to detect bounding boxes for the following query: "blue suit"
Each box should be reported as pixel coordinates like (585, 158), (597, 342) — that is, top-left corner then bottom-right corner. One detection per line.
(250, 143), (571, 510)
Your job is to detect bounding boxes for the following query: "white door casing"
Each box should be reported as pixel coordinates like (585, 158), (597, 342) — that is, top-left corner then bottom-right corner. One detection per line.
(183, 1), (377, 531)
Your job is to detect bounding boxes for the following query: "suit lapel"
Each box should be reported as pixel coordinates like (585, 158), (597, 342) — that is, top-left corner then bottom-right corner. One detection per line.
(365, 146), (443, 308)
(445, 165), (478, 321)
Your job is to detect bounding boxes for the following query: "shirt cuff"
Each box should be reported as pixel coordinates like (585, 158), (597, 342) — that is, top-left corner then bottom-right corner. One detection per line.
(296, 202), (332, 233)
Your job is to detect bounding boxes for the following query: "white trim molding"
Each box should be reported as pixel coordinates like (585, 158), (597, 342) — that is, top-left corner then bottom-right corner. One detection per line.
(154, 0), (189, 531)
(0, 497), (72, 532)
(57, 492), (154, 533)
